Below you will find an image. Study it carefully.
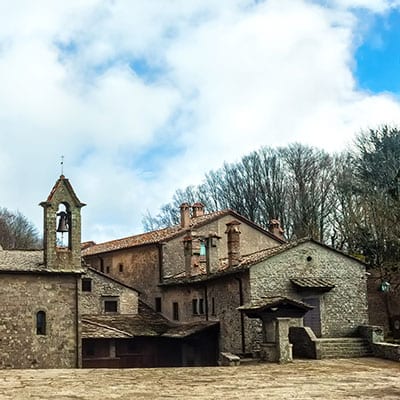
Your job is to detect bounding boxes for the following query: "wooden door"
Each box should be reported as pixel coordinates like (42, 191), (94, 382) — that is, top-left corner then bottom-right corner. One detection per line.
(303, 297), (321, 337)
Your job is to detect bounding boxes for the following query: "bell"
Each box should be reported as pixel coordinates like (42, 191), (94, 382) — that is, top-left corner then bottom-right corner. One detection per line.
(57, 211), (69, 233)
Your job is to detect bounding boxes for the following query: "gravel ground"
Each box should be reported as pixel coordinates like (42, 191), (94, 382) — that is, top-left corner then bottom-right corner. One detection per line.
(0, 358), (398, 399)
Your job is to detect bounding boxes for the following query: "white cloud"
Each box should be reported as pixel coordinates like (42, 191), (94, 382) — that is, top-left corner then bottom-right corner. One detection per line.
(1, 0), (400, 243)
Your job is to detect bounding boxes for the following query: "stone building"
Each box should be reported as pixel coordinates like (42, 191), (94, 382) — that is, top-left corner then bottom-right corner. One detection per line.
(83, 204), (370, 364)
(0, 175), (85, 368)
(0, 176), (372, 368)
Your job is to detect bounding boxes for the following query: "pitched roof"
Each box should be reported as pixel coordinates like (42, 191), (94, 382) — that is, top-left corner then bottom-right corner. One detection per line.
(43, 175), (85, 207)
(0, 249), (82, 274)
(238, 296), (314, 312)
(82, 209), (284, 257)
(82, 301), (218, 339)
(161, 237), (366, 286)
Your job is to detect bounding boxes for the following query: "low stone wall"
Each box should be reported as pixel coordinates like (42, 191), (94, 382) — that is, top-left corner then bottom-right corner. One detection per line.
(371, 342), (400, 362)
(359, 325), (400, 362)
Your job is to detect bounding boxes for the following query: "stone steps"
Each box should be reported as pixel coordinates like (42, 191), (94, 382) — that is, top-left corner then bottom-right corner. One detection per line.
(317, 338), (373, 359)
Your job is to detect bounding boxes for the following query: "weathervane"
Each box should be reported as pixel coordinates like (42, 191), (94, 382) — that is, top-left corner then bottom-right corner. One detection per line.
(61, 155), (64, 175)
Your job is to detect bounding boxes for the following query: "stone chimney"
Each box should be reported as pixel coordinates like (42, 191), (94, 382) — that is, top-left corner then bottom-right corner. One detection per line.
(183, 234), (193, 277)
(180, 202), (191, 228)
(192, 202), (205, 218)
(225, 220), (241, 267)
(268, 219), (285, 240)
(206, 233), (220, 274)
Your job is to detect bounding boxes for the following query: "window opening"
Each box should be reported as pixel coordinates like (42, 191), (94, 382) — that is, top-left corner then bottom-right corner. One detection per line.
(119, 263), (124, 273)
(199, 298), (205, 314)
(173, 302), (179, 320)
(200, 241), (206, 256)
(211, 297), (216, 316)
(104, 300), (118, 313)
(155, 297), (162, 313)
(192, 299), (198, 315)
(36, 311), (46, 335)
(82, 278), (92, 292)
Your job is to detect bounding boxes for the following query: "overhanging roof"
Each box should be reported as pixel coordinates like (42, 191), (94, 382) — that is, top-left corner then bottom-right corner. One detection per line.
(238, 296), (313, 319)
(291, 277), (335, 291)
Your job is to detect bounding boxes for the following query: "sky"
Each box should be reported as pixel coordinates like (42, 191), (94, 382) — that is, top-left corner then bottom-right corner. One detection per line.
(1, 0), (400, 243)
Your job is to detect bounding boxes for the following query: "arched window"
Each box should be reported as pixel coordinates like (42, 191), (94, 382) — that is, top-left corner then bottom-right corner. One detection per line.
(36, 311), (46, 335)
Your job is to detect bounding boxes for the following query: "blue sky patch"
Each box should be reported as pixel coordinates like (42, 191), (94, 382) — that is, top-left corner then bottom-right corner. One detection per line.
(355, 10), (400, 94)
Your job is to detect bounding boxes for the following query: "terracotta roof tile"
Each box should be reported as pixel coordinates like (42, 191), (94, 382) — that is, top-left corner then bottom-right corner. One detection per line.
(83, 209), (283, 257)
(82, 301), (218, 339)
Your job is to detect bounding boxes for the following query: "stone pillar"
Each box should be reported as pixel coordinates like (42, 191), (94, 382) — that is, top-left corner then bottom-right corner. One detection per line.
(275, 318), (293, 364)
(180, 203), (191, 228)
(225, 221), (241, 267)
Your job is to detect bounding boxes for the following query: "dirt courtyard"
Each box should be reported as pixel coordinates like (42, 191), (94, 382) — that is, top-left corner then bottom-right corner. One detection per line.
(0, 358), (398, 399)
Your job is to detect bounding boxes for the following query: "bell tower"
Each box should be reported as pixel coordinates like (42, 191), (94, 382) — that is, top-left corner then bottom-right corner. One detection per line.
(40, 175), (86, 271)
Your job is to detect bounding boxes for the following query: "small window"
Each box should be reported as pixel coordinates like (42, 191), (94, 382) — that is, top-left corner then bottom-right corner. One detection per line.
(200, 242), (206, 256)
(119, 263), (124, 273)
(36, 311), (46, 335)
(173, 302), (179, 321)
(155, 297), (162, 313)
(106, 266), (110, 274)
(104, 300), (118, 313)
(192, 299), (198, 315)
(100, 258), (104, 273)
(199, 298), (205, 315)
(82, 278), (92, 292)
(211, 297), (216, 316)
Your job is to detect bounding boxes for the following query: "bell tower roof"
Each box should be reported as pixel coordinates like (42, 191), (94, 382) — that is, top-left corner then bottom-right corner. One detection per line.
(40, 175), (86, 208)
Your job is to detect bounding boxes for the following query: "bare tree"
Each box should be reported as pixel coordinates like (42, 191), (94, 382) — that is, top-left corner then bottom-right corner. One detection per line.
(0, 208), (41, 249)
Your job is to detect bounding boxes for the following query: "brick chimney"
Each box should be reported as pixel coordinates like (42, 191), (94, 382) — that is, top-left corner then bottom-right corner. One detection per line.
(192, 202), (205, 218)
(268, 219), (285, 240)
(180, 202), (191, 228)
(225, 220), (241, 267)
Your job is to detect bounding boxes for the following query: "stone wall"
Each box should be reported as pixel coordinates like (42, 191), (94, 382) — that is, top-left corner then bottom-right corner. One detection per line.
(0, 273), (79, 369)
(161, 272), (258, 354)
(80, 269), (138, 315)
(249, 242), (369, 337)
(84, 244), (161, 304)
(162, 215), (280, 278)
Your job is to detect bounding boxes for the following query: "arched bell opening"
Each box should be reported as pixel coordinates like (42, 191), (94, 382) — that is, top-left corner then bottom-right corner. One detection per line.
(56, 203), (71, 249)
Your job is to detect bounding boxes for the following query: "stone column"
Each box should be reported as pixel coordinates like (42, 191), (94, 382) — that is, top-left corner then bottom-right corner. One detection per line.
(275, 318), (293, 364)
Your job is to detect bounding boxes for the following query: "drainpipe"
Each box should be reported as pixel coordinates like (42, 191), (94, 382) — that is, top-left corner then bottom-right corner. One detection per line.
(235, 276), (246, 354)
